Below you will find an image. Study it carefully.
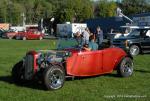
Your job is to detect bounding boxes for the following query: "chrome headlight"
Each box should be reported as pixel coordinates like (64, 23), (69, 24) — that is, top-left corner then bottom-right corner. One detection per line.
(65, 51), (72, 57)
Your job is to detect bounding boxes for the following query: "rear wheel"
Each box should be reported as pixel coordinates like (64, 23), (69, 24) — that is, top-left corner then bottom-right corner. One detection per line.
(43, 65), (65, 90)
(117, 57), (134, 77)
(129, 45), (140, 56)
(23, 37), (26, 40)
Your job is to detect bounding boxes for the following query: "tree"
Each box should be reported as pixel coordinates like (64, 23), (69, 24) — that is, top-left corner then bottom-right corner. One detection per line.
(0, 0), (94, 24)
(0, 0), (8, 23)
(55, 0), (94, 23)
(22, 0), (35, 24)
(97, 0), (117, 18)
(120, 0), (150, 15)
(11, 2), (24, 25)
(32, 0), (44, 23)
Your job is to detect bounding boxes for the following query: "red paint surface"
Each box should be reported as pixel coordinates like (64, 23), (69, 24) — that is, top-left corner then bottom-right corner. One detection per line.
(5, 32), (18, 38)
(27, 51), (38, 73)
(17, 31), (44, 40)
(30, 47), (127, 77)
(66, 47), (127, 76)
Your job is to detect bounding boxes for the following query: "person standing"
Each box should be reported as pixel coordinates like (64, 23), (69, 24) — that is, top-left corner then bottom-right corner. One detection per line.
(82, 27), (90, 45)
(96, 26), (103, 48)
(109, 28), (115, 45)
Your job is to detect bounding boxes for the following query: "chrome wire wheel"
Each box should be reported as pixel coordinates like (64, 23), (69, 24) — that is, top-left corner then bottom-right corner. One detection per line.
(118, 57), (134, 77)
(129, 45), (140, 56)
(44, 65), (65, 90)
(49, 69), (64, 89)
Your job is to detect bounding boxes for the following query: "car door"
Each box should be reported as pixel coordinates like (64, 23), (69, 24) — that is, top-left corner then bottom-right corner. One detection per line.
(30, 31), (36, 39)
(33, 31), (39, 39)
(66, 50), (102, 76)
(27, 31), (35, 39)
(102, 48), (117, 73)
(141, 30), (150, 51)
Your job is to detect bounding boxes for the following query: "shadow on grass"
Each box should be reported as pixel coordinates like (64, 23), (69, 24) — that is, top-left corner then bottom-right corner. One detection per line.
(0, 75), (46, 91)
(0, 76), (13, 83)
(144, 52), (150, 55)
(66, 73), (119, 81)
(0, 73), (119, 90)
(135, 69), (150, 73)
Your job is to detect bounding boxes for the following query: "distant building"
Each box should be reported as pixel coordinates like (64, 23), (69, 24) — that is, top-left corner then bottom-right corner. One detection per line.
(0, 23), (9, 30)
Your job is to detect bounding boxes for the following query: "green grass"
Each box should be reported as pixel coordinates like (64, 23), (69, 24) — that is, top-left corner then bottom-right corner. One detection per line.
(0, 39), (150, 101)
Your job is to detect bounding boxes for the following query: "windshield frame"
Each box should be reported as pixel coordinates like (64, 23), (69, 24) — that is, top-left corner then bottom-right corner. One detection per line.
(56, 38), (80, 50)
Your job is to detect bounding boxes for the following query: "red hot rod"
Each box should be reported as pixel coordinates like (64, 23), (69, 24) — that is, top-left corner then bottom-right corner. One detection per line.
(12, 38), (134, 90)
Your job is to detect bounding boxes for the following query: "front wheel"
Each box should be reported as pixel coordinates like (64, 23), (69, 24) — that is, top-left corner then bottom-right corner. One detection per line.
(43, 65), (65, 90)
(117, 57), (134, 77)
(129, 45), (140, 56)
(23, 37), (26, 40)
(39, 36), (43, 40)
(8, 36), (12, 39)
(12, 61), (24, 83)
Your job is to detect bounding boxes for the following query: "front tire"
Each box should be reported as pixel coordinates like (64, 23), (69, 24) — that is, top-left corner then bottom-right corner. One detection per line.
(129, 45), (140, 56)
(39, 36), (43, 40)
(12, 61), (24, 83)
(43, 65), (65, 90)
(117, 57), (134, 77)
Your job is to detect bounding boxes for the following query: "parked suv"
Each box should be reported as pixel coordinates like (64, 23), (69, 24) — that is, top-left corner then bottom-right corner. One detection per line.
(113, 27), (150, 56)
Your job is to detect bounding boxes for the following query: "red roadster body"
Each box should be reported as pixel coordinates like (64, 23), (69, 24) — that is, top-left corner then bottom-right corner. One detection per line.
(12, 38), (134, 90)
(66, 47), (126, 76)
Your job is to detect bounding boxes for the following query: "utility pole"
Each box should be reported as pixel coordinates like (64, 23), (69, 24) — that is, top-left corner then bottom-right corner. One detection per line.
(21, 12), (26, 30)
(8, 0), (12, 24)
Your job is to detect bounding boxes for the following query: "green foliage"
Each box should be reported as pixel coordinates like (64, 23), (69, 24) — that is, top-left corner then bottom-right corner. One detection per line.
(11, 3), (24, 25)
(0, 0), (94, 24)
(0, 0), (8, 22)
(55, 0), (94, 23)
(97, 0), (117, 18)
(120, 0), (150, 15)
(0, 0), (150, 24)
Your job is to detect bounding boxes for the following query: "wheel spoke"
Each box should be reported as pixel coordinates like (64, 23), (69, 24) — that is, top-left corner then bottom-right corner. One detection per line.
(120, 58), (133, 77)
(48, 70), (63, 88)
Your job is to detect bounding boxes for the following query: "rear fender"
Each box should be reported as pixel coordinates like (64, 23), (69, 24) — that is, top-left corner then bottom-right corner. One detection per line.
(114, 53), (133, 70)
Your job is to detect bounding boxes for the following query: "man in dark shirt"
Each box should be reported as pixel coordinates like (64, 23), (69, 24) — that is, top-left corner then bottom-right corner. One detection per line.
(95, 26), (103, 48)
